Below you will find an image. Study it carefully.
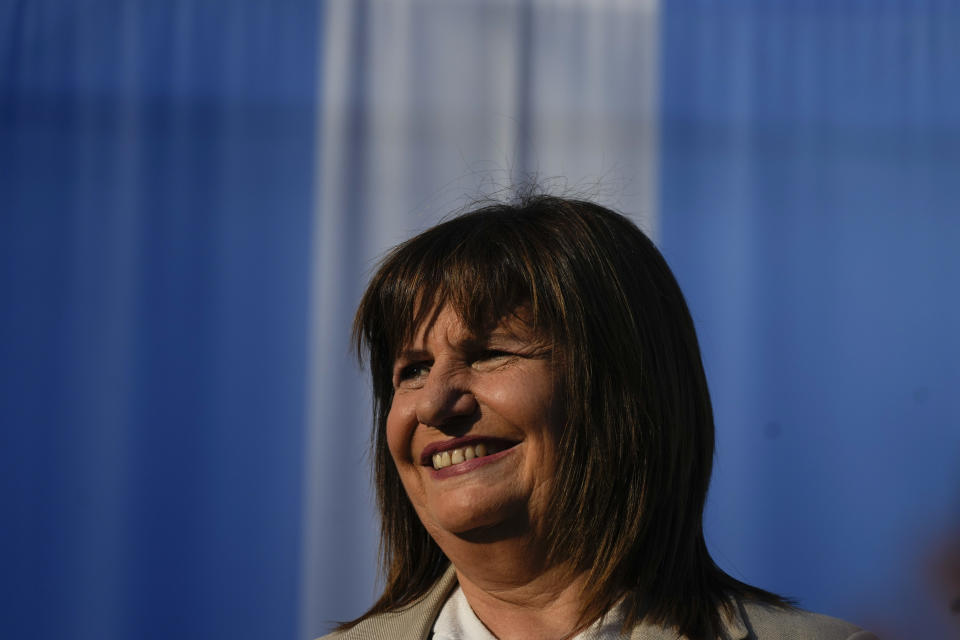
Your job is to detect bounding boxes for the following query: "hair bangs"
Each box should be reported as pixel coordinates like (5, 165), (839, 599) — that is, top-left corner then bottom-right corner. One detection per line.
(359, 211), (561, 375)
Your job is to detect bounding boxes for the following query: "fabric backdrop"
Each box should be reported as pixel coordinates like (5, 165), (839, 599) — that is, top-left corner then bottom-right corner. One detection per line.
(2, 2), (958, 639)
(2, 2), (317, 638)
(659, 3), (960, 638)
(301, 1), (658, 636)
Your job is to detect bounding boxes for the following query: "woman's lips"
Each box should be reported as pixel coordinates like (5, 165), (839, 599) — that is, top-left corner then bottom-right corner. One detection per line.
(427, 444), (517, 479)
(419, 437), (520, 476)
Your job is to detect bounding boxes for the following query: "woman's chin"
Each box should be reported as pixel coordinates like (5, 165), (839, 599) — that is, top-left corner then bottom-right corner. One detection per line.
(422, 496), (530, 541)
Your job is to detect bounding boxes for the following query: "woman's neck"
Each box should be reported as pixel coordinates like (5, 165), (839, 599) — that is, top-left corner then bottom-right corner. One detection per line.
(434, 528), (588, 640)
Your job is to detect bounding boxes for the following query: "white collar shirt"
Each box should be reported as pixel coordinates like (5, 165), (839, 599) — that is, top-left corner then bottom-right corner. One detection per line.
(432, 585), (627, 640)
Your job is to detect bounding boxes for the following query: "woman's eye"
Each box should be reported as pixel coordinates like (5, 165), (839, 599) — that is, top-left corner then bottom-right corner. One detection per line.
(479, 349), (512, 360)
(396, 363), (429, 386)
(471, 349), (516, 369)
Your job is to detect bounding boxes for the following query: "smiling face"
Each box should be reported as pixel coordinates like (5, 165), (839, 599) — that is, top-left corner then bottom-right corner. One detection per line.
(386, 305), (562, 542)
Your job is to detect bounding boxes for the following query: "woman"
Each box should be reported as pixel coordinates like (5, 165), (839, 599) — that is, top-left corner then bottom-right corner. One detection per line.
(324, 196), (875, 640)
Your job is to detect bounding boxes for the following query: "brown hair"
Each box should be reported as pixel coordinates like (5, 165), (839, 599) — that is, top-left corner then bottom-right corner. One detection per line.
(348, 195), (789, 639)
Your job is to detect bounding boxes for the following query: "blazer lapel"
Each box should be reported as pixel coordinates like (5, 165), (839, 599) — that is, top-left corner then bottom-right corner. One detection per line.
(362, 565), (748, 640)
(627, 598), (749, 640)
(362, 566), (458, 640)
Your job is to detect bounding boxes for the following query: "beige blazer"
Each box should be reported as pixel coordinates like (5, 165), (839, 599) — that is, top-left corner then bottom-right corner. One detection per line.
(320, 566), (878, 640)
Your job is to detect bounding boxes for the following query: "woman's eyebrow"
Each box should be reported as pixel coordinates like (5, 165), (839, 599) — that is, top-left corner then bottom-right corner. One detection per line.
(461, 330), (521, 346)
(393, 348), (431, 363)
(489, 324), (538, 340)
(483, 333), (522, 344)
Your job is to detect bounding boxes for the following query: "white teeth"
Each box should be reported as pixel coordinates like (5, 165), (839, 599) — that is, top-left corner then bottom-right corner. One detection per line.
(431, 443), (502, 469)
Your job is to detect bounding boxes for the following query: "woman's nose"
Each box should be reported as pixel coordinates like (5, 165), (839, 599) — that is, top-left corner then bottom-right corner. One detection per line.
(415, 365), (478, 429)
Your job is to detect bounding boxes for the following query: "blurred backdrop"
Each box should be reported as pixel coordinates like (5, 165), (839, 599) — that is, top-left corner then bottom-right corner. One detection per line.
(2, 1), (958, 639)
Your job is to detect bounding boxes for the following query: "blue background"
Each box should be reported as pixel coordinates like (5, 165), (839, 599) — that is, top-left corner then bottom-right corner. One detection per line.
(661, 4), (959, 637)
(2, 3), (316, 638)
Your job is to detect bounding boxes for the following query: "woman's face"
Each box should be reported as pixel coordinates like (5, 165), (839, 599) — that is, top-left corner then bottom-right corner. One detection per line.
(386, 304), (562, 541)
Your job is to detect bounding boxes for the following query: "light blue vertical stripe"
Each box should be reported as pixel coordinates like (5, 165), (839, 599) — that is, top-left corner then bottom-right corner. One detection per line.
(302, 2), (660, 636)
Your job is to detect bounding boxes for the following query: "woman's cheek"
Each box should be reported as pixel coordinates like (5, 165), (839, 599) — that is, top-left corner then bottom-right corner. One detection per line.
(385, 394), (416, 464)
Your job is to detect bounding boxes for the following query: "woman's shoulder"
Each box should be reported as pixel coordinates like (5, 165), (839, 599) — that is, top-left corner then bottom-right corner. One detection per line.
(315, 601), (441, 640)
(315, 609), (410, 640)
(317, 574), (878, 640)
(316, 566), (459, 640)
(738, 600), (878, 640)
